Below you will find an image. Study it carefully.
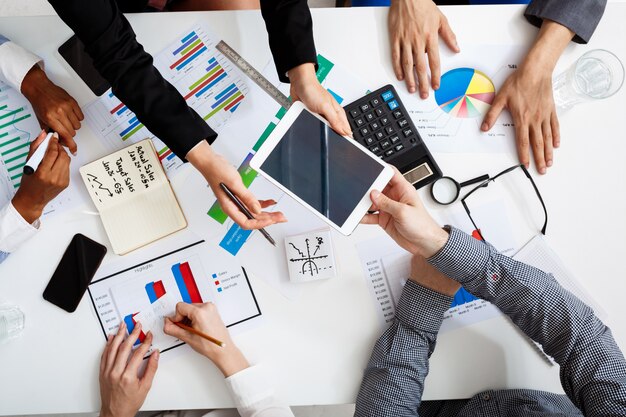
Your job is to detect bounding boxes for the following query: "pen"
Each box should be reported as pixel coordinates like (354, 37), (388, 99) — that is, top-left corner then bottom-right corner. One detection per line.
(219, 182), (276, 247)
(174, 321), (225, 348)
(23, 132), (56, 175)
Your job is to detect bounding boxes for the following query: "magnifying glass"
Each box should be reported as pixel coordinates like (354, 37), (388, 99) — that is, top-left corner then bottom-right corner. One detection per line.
(430, 174), (490, 205)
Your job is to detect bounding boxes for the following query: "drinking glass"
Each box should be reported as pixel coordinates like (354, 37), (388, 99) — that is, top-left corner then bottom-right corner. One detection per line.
(0, 304), (25, 343)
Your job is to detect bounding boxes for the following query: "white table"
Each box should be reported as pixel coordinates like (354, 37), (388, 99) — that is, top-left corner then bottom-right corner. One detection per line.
(0, 5), (625, 415)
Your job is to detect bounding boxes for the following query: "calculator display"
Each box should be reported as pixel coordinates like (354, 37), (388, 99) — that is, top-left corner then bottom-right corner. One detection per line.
(260, 110), (384, 226)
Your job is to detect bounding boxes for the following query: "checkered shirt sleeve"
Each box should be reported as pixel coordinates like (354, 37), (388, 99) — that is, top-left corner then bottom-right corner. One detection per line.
(427, 227), (626, 416)
(354, 279), (453, 417)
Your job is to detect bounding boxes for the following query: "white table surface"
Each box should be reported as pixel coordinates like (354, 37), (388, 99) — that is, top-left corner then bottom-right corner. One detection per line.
(0, 5), (625, 415)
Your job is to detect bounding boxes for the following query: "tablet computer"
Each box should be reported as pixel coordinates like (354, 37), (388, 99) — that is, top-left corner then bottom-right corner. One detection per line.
(250, 102), (393, 235)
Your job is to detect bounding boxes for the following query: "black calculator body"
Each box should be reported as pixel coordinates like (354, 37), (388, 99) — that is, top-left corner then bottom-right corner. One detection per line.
(344, 85), (442, 189)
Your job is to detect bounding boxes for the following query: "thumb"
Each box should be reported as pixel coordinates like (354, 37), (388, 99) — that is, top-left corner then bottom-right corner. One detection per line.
(371, 190), (403, 218)
(163, 317), (188, 340)
(140, 350), (159, 389)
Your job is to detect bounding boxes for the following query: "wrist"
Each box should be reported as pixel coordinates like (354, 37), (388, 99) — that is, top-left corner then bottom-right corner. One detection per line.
(287, 63), (317, 86)
(210, 346), (249, 378)
(20, 65), (47, 99)
(416, 226), (449, 259)
(11, 192), (43, 224)
(186, 141), (218, 173)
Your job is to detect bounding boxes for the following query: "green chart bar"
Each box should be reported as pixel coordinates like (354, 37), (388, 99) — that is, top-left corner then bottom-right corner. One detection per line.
(0, 114), (31, 130)
(1, 141), (29, 156)
(0, 136), (24, 148)
(5, 151), (28, 164)
(203, 91), (242, 120)
(121, 123), (144, 141)
(0, 107), (24, 120)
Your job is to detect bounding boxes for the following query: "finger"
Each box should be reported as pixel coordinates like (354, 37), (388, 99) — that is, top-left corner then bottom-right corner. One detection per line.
(259, 199), (278, 209)
(515, 120), (531, 169)
(105, 321), (127, 374)
(391, 38), (404, 81)
(27, 130), (47, 159)
(126, 331), (153, 374)
(439, 17), (460, 53)
(402, 44), (416, 94)
(551, 109), (560, 148)
(414, 47), (430, 99)
(60, 134), (78, 156)
(72, 99), (85, 121)
(112, 321), (143, 376)
(173, 302), (196, 322)
(67, 108), (81, 130)
(100, 334), (114, 375)
(361, 213), (380, 225)
(238, 211), (287, 230)
(140, 349), (159, 390)
(542, 119), (554, 168)
(481, 94), (506, 131)
(530, 122), (546, 174)
(332, 98), (352, 136)
(370, 189), (404, 218)
(163, 317), (188, 340)
(323, 102), (350, 137)
(51, 115), (76, 144)
(51, 144), (71, 173)
(36, 134), (60, 172)
(427, 36), (441, 91)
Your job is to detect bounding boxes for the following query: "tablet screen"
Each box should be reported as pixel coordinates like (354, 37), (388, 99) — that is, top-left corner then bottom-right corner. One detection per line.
(260, 110), (384, 226)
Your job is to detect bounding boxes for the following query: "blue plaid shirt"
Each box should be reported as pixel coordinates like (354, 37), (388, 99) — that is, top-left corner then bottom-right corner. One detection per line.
(355, 227), (626, 416)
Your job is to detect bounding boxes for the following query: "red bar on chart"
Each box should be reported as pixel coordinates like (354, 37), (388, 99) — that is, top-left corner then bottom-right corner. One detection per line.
(180, 262), (203, 303)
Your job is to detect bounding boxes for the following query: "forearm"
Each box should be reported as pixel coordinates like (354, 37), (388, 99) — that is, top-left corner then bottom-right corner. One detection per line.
(525, 0), (607, 44)
(427, 227), (626, 415)
(355, 281), (452, 417)
(260, 0), (317, 83)
(48, 0), (216, 158)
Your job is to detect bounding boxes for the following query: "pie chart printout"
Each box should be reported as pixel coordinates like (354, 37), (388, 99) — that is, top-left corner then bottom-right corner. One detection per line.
(435, 68), (495, 118)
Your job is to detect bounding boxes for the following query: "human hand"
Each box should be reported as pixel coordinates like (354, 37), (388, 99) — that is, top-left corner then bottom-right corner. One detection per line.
(288, 63), (351, 136)
(481, 63), (558, 174)
(362, 167), (448, 258)
(21, 65), (83, 154)
(11, 131), (70, 223)
(409, 254), (460, 296)
(99, 321), (159, 417)
(186, 142), (287, 230)
(164, 302), (249, 377)
(389, 0), (459, 98)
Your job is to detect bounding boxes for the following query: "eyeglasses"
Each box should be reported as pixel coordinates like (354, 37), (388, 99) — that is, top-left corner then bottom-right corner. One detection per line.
(460, 164), (548, 242)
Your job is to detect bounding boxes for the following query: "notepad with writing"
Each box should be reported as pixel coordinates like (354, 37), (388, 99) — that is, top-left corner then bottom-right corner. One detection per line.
(80, 139), (187, 255)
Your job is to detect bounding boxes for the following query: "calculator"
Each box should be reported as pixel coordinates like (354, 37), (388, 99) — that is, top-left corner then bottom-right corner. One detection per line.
(343, 85), (442, 189)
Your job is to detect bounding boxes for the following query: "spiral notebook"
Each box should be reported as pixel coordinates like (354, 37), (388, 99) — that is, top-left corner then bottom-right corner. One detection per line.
(79, 139), (187, 255)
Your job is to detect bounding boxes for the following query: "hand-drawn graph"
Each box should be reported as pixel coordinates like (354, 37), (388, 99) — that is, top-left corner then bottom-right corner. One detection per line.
(285, 230), (336, 282)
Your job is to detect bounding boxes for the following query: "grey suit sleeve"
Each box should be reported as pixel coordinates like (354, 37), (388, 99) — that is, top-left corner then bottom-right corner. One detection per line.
(0, 34), (9, 46)
(428, 227), (626, 417)
(525, 0), (607, 43)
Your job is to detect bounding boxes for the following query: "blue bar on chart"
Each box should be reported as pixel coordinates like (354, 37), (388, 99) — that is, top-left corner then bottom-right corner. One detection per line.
(327, 88), (343, 104)
(450, 287), (479, 308)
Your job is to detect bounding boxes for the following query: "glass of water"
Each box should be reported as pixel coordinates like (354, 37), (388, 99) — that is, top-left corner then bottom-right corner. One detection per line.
(553, 49), (624, 110)
(0, 304), (25, 343)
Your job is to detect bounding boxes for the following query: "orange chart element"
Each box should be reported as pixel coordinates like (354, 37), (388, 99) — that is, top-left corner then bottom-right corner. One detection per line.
(434, 68), (495, 118)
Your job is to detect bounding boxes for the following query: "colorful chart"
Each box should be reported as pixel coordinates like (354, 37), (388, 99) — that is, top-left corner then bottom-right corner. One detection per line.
(434, 68), (495, 118)
(172, 262), (203, 303)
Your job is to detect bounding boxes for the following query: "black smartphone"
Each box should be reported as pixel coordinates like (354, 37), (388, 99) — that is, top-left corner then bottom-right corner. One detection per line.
(43, 234), (107, 312)
(58, 35), (110, 96)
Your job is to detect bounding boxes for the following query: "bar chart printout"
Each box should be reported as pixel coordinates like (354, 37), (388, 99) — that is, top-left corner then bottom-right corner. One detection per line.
(0, 81), (41, 206)
(83, 23), (249, 177)
(88, 241), (261, 354)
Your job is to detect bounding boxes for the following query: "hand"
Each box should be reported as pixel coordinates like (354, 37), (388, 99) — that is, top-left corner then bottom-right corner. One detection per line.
(11, 131), (70, 223)
(21, 65), (83, 154)
(481, 20), (574, 174)
(99, 321), (159, 417)
(186, 141), (287, 230)
(389, 0), (459, 98)
(409, 254), (460, 296)
(361, 167), (448, 258)
(481, 63), (558, 174)
(288, 63), (351, 136)
(164, 302), (249, 377)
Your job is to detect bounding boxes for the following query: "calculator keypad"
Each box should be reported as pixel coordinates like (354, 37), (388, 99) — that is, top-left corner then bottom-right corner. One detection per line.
(345, 88), (420, 162)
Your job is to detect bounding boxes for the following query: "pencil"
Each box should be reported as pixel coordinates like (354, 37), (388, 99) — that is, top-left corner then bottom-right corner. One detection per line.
(174, 321), (225, 347)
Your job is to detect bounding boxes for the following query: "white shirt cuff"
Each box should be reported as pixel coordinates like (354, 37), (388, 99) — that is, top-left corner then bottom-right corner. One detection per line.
(0, 202), (40, 253)
(0, 41), (43, 92)
(224, 364), (276, 409)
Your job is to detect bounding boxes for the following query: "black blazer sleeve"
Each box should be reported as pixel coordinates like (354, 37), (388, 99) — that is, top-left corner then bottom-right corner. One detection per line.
(260, 0), (318, 83)
(48, 0), (216, 160)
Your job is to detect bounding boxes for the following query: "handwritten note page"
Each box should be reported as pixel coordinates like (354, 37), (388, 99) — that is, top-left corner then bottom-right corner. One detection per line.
(80, 139), (187, 254)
